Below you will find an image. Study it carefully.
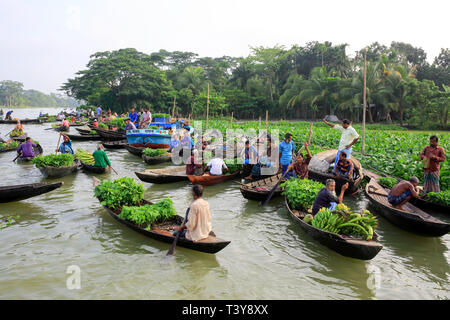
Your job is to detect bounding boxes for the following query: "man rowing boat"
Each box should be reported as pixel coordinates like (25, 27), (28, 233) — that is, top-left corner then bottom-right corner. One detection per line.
(57, 133), (74, 154)
(16, 137), (36, 160)
(172, 185), (212, 242)
(93, 144), (111, 170)
(387, 177), (420, 210)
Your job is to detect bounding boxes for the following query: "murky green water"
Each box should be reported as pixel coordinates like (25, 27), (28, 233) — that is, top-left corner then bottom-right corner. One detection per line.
(0, 108), (449, 299)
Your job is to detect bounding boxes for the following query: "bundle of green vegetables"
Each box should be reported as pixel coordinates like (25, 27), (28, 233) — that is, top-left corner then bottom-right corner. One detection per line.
(108, 118), (126, 131)
(98, 122), (108, 129)
(378, 176), (398, 188)
(32, 153), (75, 168)
(152, 113), (171, 119)
(10, 129), (23, 137)
(94, 177), (144, 209)
(75, 148), (94, 165)
(90, 130), (97, 134)
(119, 198), (177, 227)
(0, 140), (19, 150)
(425, 190), (450, 206)
(305, 204), (378, 240)
(282, 178), (324, 210)
(142, 148), (167, 157)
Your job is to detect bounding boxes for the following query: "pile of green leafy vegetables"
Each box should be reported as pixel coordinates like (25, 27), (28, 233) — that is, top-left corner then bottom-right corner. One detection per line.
(282, 178), (324, 210)
(108, 118), (126, 131)
(98, 122), (108, 129)
(94, 177), (144, 209)
(152, 113), (171, 119)
(378, 176), (398, 188)
(32, 154), (74, 168)
(425, 190), (450, 206)
(0, 140), (19, 150)
(119, 198), (177, 227)
(142, 148), (167, 157)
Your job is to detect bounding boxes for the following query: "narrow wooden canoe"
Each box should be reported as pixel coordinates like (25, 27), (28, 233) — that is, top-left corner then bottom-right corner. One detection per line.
(142, 154), (172, 165)
(0, 145), (18, 153)
(95, 128), (126, 141)
(103, 140), (127, 149)
(16, 144), (43, 162)
(75, 128), (93, 135)
(38, 160), (79, 178)
(188, 171), (240, 186)
(80, 161), (110, 174)
(135, 167), (188, 184)
(11, 133), (28, 142)
(125, 144), (144, 157)
(66, 133), (101, 141)
(98, 198), (230, 254)
(240, 173), (283, 201)
(0, 182), (63, 203)
(365, 179), (450, 237)
(410, 197), (450, 215)
(308, 149), (363, 194)
(53, 126), (70, 132)
(0, 118), (43, 124)
(285, 197), (383, 260)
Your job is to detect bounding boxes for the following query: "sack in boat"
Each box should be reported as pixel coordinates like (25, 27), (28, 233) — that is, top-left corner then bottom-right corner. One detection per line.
(422, 157), (430, 169)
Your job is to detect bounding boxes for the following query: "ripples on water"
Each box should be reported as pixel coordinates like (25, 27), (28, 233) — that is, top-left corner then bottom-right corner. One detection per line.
(0, 108), (449, 299)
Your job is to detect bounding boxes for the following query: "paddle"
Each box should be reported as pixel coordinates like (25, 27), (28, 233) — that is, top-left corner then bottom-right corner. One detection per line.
(110, 166), (118, 175)
(55, 133), (62, 155)
(4, 129), (13, 137)
(261, 123), (313, 206)
(12, 152), (22, 162)
(167, 207), (190, 256)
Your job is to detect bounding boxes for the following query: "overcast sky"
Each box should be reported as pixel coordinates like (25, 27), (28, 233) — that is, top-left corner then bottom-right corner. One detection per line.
(1, 0), (449, 94)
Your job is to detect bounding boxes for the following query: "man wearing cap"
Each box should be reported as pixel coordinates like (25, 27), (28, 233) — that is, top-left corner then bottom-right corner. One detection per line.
(322, 118), (359, 169)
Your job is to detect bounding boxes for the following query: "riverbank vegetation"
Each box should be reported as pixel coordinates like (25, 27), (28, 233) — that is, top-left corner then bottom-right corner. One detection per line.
(61, 42), (448, 129)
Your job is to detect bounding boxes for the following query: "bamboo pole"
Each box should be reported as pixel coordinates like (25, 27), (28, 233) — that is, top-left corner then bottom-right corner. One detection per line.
(206, 82), (210, 130)
(362, 48), (367, 155)
(265, 110), (268, 132)
(230, 112), (233, 128)
(172, 96), (176, 119)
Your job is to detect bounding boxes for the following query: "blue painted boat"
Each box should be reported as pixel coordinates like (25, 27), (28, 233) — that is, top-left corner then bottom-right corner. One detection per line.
(125, 127), (175, 149)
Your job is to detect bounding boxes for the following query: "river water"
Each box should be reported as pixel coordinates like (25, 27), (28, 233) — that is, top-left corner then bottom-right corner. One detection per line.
(0, 108), (449, 300)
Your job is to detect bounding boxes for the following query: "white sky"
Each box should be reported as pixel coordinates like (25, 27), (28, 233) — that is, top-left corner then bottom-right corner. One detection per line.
(1, 0), (449, 93)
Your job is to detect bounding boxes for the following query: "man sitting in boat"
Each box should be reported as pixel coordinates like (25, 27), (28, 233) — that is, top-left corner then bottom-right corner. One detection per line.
(333, 151), (354, 181)
(124, 118), (136, 131)
(17, 137), (36, 159)
(312, 180), (348, 215)
(288, 142), (312, 179)
(14, 120), (24, 132)
(206, 150), (228, 176)
(387, 177), (420, 210)
(128, 107), (138, 125)
(93, 144), (111, 170)
(61, 118), (70, 129)
(92, 119), (99, 128)
(172, 185), (212, 242)
(139, 108), (152, 128)
(57, 133), (74, 154)
(186, 149), (203, 176)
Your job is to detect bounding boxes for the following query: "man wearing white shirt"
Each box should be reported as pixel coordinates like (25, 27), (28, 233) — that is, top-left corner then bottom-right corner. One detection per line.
(206, 157), (228, 176)
(322, 118), (359, 169)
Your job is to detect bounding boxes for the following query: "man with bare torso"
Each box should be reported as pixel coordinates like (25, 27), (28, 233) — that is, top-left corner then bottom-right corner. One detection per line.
(387, 177), (420, 210)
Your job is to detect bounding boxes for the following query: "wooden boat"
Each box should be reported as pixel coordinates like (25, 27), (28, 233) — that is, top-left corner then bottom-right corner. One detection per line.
(69, 122), (88, 127)
(308, 149), (363, 194)
(240, 173), (283, 201)
(16, 144), (43, 162)
(95, 127), (126, 141)
(80, 161), (110, 174)
(0, 118), (43, 124)
(38, 160), (79, 178)
(0, 145), (18, 153)
(97, 197), (230, 254)
(365, 179), (450, 237)
(66, 133), (101, 141)
(0, 182), (63, 203)
(187, 171), (240, 186)
(125, 144), (144, 157)
(75, 128), (93, 135)
(135, 167), (188, 184)
(410, 197), (450, 215)
(11, 133), (28, 142)
(142, 153), (171, 165)
(103, 140), (127, 149)
(285, 197), (383, 260)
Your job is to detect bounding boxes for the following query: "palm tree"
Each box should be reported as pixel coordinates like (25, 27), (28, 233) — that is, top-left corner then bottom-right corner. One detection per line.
(178, 66), (206, 95)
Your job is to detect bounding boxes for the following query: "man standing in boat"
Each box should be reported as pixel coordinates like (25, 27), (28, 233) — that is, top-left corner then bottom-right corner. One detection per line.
(173, 185), (212, 242)
(322, 118), (359, 169)
(420, 135), (446, 193)
(312, 180), (348, 215)
(279, 133), (295, 179)
(128, 107), (138, 125)
(387, 177), (420, 210)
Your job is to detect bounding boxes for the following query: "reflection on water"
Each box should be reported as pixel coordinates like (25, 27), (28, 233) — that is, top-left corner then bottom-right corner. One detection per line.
(0, 111), (449, 299)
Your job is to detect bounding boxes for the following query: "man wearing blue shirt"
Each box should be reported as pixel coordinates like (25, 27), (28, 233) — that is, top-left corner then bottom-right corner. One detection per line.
(128, 107), (138, 124)
(96, 106), (102, 117)
(279, 133), (295, 178)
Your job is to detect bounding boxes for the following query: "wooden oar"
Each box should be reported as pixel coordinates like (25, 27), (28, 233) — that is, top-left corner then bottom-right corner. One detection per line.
(55, 133), (62, 155)
(4, 129), (13, 137)
(110, 166), (118, 175)
(12, 152), (22, 162)
(167, 207), (190, 256)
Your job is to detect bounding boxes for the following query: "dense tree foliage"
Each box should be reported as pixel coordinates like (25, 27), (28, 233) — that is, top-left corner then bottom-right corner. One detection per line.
(0, 80), (80, 108)
(61, 42), (449, 129)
